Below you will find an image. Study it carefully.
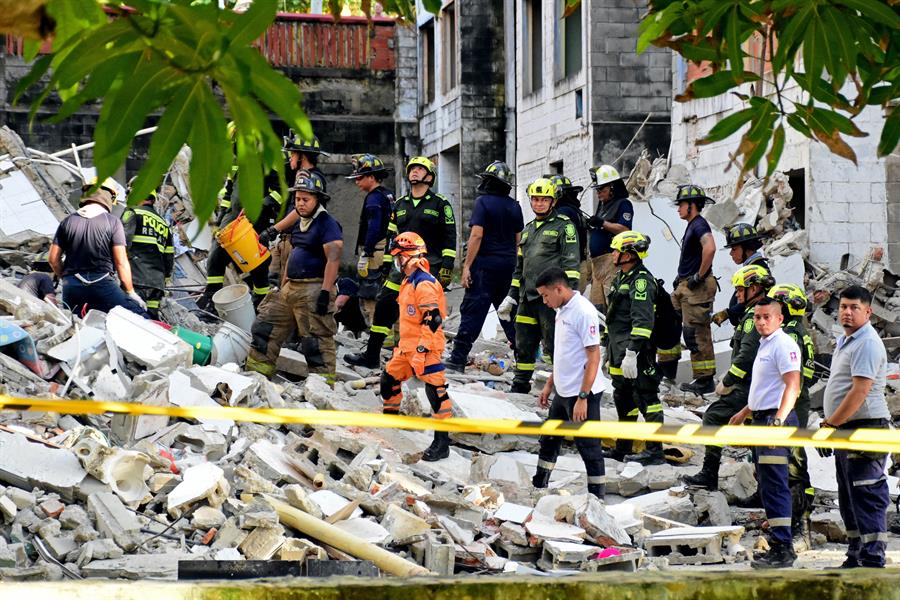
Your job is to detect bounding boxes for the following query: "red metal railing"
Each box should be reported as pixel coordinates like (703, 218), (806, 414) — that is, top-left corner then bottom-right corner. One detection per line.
(5, 12), (396, 72)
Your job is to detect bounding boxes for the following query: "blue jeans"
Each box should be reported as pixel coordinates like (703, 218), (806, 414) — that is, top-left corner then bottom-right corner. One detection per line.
(62, 272), (150, 318)
(449, 263), (516, 364)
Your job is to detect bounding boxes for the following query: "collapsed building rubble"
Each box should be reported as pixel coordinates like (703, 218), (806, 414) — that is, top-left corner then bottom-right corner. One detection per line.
(0, 129), (898, 581)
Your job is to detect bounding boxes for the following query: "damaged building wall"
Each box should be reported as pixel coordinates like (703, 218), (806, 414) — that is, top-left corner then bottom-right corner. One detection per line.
(669, 65), (893, 271)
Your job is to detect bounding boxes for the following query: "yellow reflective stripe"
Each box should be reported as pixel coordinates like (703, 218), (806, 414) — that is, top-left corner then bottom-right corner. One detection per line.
(757, 455), (789, 465)
(631, 327), (652, 338)
(133, 208), (167, 226)
(252, 286), (270, 295)
(517, 248), (523, 257)
(565, 270), (580, 279)
(442, 249), (457, 258)
(206, 276), (225, 284)
(646, 403), (664, 413)
(803, 367), (814, 378)
(804, 487), (815, 496)
(609, 366), (623, 375)
(163, 246), (174, 254)
(693, 360), (717, 370)
(371, 325), (392, 335)
(516, 362), (535, 371)
(387, 223), (398, 233)
(728, 364), (747, 378)
(145, 300), (160, 308)
(768, 517), (792, 527)
(383, 254), (394, 263)
(385, 280), (401, 292)
(626, 407), (640, 417)
(269, 190), (283, 204)
(515, 315), (538, 325)
(511, 279), (520, 287)
(657, 347), (681, 356)
(131, 235), (170, 253)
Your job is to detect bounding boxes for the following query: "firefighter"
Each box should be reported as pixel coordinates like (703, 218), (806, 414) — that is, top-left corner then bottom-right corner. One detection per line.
(768, 283), (817, 543)
(345, 156), (457, 369)
(244, 171), (342, 384)
(548, 174), (588, 276)
(497, 178), (580, 394)
(712, 223), (769, 327)
(446, 161), (523, 371)
(585, 165), (632, 314)
(603, 231), (665, 465)
(121, 184), (174, 319)
(346, 153), (394, 324)
(658, 184), (718, 394)
(379, 232), (453, 462)
(682, 264), (774, 490)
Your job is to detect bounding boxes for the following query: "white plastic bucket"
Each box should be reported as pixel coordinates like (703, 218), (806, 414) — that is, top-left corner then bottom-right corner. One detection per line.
(212, 283), (256, 332)
(211, 321), (252, 366)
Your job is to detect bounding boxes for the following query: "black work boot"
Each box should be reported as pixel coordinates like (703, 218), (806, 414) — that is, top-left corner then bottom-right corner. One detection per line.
(532, 466), (552, 489)
(422, 431), (450, 462)
(444, 357), (466, 373)
(751, 542), (797, 569)
(588, 483), (606, 499)
(680, 376), (715, 395)
(625, 447), (666, 466)
(606, 448), (628, 462)
(682, 465), (718, 490)
(344, 348), (381, 369)
(509, 381), (532, 394)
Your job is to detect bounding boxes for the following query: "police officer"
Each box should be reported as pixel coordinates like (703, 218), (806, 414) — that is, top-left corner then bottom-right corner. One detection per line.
(346, 153), (394, 325)
(683, 264), (774, 490)
(245, 171), (342, 384)
(121, 186), (174, 319)
(380, 232), (453, 462)
(658, 184), (718, 394)
(497, 178), (580, 394)
(446, 161), (523, 371)
(713, 223), (769, 327)
(768, 283), (817, 542)
(345, 156), (457, 369)
(603, 231), (665, 465)
(585, 165), (632, 314)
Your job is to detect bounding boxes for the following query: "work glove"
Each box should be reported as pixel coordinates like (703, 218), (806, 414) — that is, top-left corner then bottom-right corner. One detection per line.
(711, 309), (729, 326)
(357, 255), (371, 279)
(601, 348), (610, 378)
(315, 289), (330, 316)
(258, 225), (278, 247)
(126, 290), (147, 310)
(412, 345), (428, 376)
(715, 379), (734, 396)
(439, 267), (453, 289)
(587, 215), (606, 229)
(816, 420), (835, 457)
(497, 296), (517, 321)
(621, 349), (639, 379)
(687, 273), (703, 290)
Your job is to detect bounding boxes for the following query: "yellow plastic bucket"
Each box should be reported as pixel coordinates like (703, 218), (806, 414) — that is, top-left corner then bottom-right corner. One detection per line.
(215, 213), (270, 273)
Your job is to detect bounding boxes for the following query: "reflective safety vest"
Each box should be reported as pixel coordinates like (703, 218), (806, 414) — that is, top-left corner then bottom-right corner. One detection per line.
(122, 204), (174, 291)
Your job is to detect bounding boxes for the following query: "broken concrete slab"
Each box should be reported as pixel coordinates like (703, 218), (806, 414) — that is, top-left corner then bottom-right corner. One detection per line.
(238, 525), (285, 560)
(811, 511), (847, 543)
(718, 461), (758, 504)
(166, 462), (231, 515)
(692, 490), (732, 526)
(381, 504), (431, 544)
(86, 492), (143, 552)
(333, 518), (391, 544)
(643, 525), (745, 565)
(492, 502), (533, 525)
(106, 306), (192, 369)
(525, 517), (586, 544)
(192, 506), (226, 530)
(539, 539), (602, 570)
(308, 490), (363, 520)
(81, 552), (195, 580)
(167, 370), (235, 436)
(575, 496), (631, 547)
(0, 431), (90, 502)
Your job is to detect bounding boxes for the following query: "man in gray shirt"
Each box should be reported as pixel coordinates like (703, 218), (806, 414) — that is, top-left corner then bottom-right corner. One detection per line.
(821, 285), (890, 568)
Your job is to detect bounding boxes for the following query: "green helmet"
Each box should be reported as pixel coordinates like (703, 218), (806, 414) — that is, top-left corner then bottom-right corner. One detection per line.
(406, 156), (436, 185)
(478, 161), (513, 187)
(527, 177), (558, 200)
(610, 230), (651, 259)
(732, 264), (774, 290)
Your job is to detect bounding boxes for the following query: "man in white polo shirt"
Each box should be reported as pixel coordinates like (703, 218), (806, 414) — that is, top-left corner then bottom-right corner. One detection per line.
(728, 296), (801, 569)
(531, 267), (606, 499)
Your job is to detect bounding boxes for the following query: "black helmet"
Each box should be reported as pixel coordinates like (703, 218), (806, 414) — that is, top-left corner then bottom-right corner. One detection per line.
(346, 154), (389, 179)
(546, 174), (583, 199)
(478, 161), (514, 188)
(290, 170), (331, 203)
(674, 184), (715, 207)
(724, 222), (764, 248)
(284, 132), (329, 156)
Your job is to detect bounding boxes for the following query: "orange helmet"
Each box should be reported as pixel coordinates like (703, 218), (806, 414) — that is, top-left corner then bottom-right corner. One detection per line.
(390, 231), (427, 258)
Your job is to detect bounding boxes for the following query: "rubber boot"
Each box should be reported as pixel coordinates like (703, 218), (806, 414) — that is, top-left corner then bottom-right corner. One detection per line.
(625, 446), (666, 466)
(344, 334), (383, 369)
(680, 376), (715, 395)
(509, 381), (531, 394)
(532, 466), (551, 489)
(588, 483), (606, 499)
(682, 463), (718, 491)
(657, 360), (678, 382)
(422, 431), (450, 462)
(444, 358), (466, 373)
(751, 542), (797, 569)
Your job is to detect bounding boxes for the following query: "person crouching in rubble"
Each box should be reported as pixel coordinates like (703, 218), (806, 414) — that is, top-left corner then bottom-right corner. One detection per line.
(48, 185), (150, 318)
(245, 171), (342, 385)
(531, 267), (606, 499)
(379, 232), (453, 462)
(121, 181), (174, 319)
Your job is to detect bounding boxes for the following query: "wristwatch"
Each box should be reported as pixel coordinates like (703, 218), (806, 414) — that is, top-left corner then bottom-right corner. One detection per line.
(578, 391), (589, 400)
(770, 417), (783, 427)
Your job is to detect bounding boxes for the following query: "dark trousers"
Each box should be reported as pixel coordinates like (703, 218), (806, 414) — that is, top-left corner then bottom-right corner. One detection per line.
(611, 350), (663, 454)
(62, 272), (150, 318)
(449, 263), (516, 364)
(835, 418), (890, 567)
(537, 392), (606, 489)
(512, 297), (556, 388)
(752, 409), (797, 546)
(135, 286), (164, 319)
(204, 241), (272, 302)
(788, 392), (813, 527)
(699, 386), (749, 476)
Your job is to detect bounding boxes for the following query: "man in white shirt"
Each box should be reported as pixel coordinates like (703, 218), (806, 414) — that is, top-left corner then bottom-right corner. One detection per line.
(729, 297), (801, 569)
(531, 267), (605, 499)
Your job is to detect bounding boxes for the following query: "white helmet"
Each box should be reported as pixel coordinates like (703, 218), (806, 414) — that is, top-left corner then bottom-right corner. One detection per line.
(589, 164), (621, 188)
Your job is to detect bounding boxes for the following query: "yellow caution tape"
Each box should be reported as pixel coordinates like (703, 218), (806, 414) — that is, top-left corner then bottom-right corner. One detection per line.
(0, 394), (898, 453)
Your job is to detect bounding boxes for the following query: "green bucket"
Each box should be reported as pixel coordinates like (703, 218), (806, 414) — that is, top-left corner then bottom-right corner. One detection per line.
(171, 326), (213, 366)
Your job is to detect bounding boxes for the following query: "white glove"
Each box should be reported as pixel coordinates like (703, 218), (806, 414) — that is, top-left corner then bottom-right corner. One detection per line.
(621, 349), (639, 379)
(127, 290), (147, 310)
(601, 348), (610, 378)
(357, 255), (370, 278)
(716, 379), (734, 396)
(496, 296), (517, 321)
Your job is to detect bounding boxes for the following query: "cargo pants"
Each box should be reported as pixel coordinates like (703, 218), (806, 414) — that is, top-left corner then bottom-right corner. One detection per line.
(663, 276), (717, 379)
(245, 280), (337, 383)
(753, 409), (798, 546)
(589, 253), (617, 312)
(611, 350), (663, 455)
(512, 297), (556, 389)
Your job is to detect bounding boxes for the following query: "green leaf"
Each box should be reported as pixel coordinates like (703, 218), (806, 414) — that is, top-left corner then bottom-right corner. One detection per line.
(766, 124), (785, 176)
(809, 107), (867, 138)
(834, 0), (900, 29)
(698, 1), (734, 37)
(12, 54), (52, 106)
(813, 9), (841, 84)
(726, 7), (744, 73)
(186, 85), (231, 225)
(787, 111), (812, 138)
(794, 74), (854, 111)
(128, 78), (206, 207)
(677, 70), (759, 101)
(699, 107), (756, 144)
(47, 52), (142, 124)
(45, 0), (106, 49)
(232, 47), (310, 136)
(23, 40), (41, 62)
(225, 0), (278, 46)
(50, 20), (139, 89)
(877, 108), (900, 157)
(422, 0), (443, 15)
(637, 4), (684, 53)
(802, 20), (822, 87)
(822, 8), (857, 81)
(771, 4), (812, 72)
